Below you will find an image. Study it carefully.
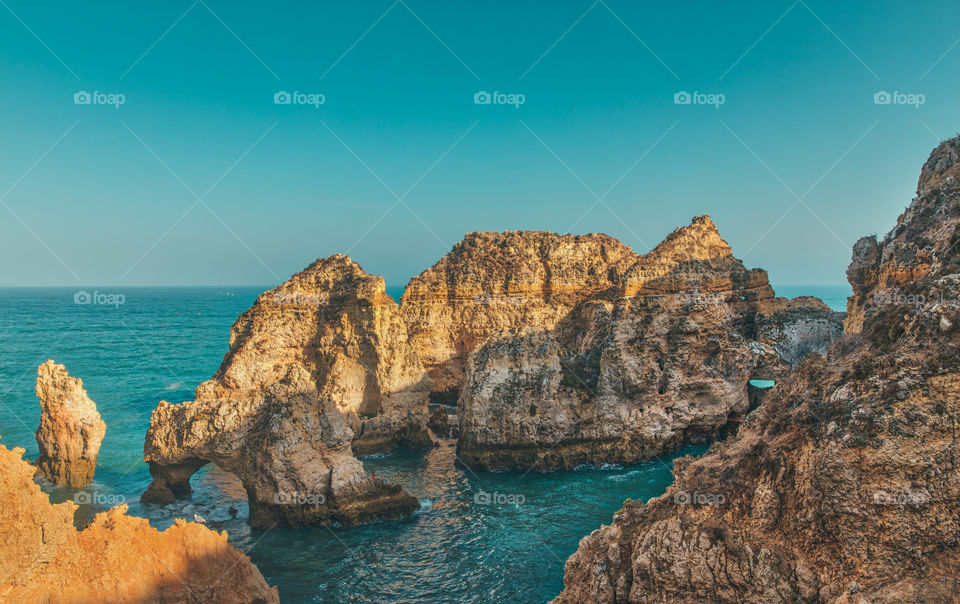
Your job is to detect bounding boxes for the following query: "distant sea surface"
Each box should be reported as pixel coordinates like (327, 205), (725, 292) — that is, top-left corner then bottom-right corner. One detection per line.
(773, 284), (851, 312)
(0, 285), (844, 602)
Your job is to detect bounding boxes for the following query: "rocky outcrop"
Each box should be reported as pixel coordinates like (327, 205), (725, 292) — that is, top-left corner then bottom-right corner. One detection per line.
(553, 138), (960, 602)
(142, 256), (422, 528)
(453, 217), (842, 470)
(34, 361), (105, 487)
(402, 231), (638, 400)
(0, 441), (279, 603)
(428, 406), (451, 438)
(142, 222), (841, 522)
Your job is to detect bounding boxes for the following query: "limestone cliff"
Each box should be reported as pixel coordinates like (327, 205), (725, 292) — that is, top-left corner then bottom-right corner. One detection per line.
(401, 231), (638, 399)
(0, 442), (279, 603)
(553, 138), (960, 602)
(34, 361), (105, 487)
(453, 217), (842, 470)
(142, 256), (422, 528)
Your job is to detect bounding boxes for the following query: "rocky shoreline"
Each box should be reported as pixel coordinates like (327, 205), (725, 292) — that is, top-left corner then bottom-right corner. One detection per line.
(552, 136), (960, 603)
(5, 137), (957, 600)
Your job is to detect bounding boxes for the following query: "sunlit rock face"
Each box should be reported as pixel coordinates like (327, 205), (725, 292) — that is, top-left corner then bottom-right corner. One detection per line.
(401, 230), (638, 400)
(0, 442), (279, 603)
(34, 360), (106, 487)
(450, 217), (842, 470)
(142, 256), (423, 528)
(553, 137), (960, 603)
(141, 220), (841, 523)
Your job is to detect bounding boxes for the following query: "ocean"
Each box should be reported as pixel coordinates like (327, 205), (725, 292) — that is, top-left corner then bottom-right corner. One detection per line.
(0, 284), (848, 602)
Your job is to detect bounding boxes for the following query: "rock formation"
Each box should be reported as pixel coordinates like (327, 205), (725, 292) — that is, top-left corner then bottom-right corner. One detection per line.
(402, 231), (638, 399)
(0, 441), (278, 603)
(34, 360), (105, 487)
(449, 217), (842, 470)
(428, 406), (451, 438)
(143, 220), (841, 525)
(142, 255), (422, 528)
(553, 137), (960, 602)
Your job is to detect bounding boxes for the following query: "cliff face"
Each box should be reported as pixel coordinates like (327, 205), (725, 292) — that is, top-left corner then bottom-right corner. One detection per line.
(454, 217), (842, 470)
(34, 361), (105, 487)
(401, 231), (638, 398)
(0, 442), (279, 603)
(554, 138), (960, 603)
(142, 256), (422, 528)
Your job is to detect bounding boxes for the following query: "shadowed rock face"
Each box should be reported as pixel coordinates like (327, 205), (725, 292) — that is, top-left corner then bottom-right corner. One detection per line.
(553, 138), (960, 603)
(0, 442), (279, 603)
(451, 217), (843, 470)
(142, 256), (423, 528)
(34, 360), (105, 487)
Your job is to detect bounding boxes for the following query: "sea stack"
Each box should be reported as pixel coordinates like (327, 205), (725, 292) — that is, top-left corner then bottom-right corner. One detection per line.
(142, 255), (424, 528)
(34, 360), (106, 487)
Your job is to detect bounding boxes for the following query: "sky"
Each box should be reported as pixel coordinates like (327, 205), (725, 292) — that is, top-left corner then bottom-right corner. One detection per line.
(0, 0), (958, 288)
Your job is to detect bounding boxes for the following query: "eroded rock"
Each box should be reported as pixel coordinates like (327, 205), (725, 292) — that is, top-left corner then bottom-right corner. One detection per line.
(0, 441), (278, 603)
(142, 256), (422, 528)
(34, 360), (105, 487)
(453, 217), (843, 470)
(553, 137), (960, 603)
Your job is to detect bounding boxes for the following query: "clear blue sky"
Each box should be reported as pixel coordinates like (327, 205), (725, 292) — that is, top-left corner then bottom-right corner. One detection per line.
(1, 1), (957, 288)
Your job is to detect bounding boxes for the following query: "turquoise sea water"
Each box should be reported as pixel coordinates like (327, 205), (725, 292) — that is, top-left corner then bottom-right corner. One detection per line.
(773, 284), (851, 312)
(0, 284), (844, 602)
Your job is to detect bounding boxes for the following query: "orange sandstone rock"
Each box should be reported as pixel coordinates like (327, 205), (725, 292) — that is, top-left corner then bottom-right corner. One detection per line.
(0, 442), (278, 603)
(142, 256), (423, 528)
(34, 360), (106, 487)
